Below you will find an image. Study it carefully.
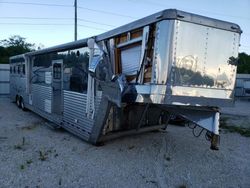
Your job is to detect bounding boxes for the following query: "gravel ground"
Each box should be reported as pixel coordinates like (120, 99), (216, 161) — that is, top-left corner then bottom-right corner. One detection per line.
(221, 99), (250, 117)
(221, 99), (250, 129)
(1, 97), (250, 188)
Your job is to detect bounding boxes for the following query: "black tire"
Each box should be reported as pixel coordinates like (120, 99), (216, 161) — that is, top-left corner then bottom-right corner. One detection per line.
(16, 96), (21, 108)
(20, 97), (26, 111)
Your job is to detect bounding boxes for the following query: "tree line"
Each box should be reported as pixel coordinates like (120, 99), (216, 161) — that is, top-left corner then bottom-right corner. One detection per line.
(0, 35), (250, 74)
(0, 35), (35, 64)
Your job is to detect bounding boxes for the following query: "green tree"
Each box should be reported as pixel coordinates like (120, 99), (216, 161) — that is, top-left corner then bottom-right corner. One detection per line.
(0, 35), (35, 64)
(237, 52), (250, 74)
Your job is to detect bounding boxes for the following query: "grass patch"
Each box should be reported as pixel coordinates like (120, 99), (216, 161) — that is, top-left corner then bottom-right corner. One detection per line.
(21, 124), (37, 130)
(19, 159), (33, 170)
(164, 153), (171, 161)
(220, 124), (250, 137)
(220, 117), (250, 137)
(20, 164), (25, 170)
(128, 145), (135, 150)
(26, 159), (33, 164)
(220, 117), (230, 127)
(58, 178), (62, 186)
(146, 180), (157, 184)
(21, 121), (41, 130)
(178, 185), (187, 188)
(39, 150), (48, 161)
(14, 137), (25, 150)
(38, 148), (58, 161)
(166, 156), (171, 161)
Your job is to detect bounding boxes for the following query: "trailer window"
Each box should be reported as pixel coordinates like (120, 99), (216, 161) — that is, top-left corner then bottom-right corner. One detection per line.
(33, 53), (55, 85)
(53, 63), (61, 79)
(10, 57), (25, 64)
(10, 66), (12, 74)
(59, 47), (89, 93)
(13, 66), (16, 74)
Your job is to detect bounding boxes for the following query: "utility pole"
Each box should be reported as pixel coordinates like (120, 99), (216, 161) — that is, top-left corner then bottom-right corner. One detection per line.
(74, 0), (77, 41)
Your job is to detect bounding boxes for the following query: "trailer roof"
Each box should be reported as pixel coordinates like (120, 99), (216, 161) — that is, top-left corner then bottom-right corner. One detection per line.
(25, 9), (242, 57)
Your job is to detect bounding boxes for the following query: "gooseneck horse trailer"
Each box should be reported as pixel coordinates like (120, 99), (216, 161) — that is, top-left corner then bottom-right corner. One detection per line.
(9, 9), (241, 150)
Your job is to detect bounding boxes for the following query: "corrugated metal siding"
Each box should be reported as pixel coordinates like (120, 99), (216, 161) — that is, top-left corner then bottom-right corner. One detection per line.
(236, 79), (244, 87)
(235, 88), (243, 97)
(29, 105), (62, 126)
(32, 84), (52, 112)
(244, 81), (250, 89)
(121, 45), (141, 75)
(63, 90), (102, 140)
(235, 74), (250, 97)
(9, 75), (27, 101)
(0, 64), (10, 95)
(9, 74), (17, 100)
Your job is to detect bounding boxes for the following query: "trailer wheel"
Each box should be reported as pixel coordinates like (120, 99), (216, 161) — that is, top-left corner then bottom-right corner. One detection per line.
(16, 96), (21, 108)
(20, 97), (26, 111)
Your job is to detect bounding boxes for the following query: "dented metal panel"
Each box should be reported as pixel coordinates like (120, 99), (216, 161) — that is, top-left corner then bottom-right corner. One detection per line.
(151, 20), (173, 84)
(63, 90), (102, 140)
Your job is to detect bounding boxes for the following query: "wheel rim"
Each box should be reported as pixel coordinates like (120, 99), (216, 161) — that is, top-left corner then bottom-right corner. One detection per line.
(21, 100), (24, 109)
(16, 97), (20, 107)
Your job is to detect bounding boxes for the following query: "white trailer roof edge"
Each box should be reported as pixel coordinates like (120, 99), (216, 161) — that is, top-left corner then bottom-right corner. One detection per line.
(23, 8), (241, 57)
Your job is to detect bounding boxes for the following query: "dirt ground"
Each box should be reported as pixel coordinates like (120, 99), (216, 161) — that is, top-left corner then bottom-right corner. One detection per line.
(0, 97), (250, 188)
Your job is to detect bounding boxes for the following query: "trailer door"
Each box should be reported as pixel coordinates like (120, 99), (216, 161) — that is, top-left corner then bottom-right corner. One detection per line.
(52, 59), (63, 115)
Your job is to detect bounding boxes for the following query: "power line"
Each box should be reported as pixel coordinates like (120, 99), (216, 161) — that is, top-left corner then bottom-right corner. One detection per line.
(78, 18), (115, 27)
(127, 0), (250, 21)
(0, 16), (72, 20)
(1, 0), (249, 21)
(0, 1), (72, 7)
(0, 1), (137, 19)
(0, 23), (73, 26)
(77, 6), (137, 19)
(0, 16), (116, 27)
(78, 24), (107, 31)
(0, 22), (108, 31)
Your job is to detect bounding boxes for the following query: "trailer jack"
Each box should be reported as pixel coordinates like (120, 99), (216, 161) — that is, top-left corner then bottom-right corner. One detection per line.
(206, 133), (220, 150)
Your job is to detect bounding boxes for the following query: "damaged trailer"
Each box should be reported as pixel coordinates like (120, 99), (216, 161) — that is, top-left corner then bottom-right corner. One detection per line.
(9, 9), (241, 149)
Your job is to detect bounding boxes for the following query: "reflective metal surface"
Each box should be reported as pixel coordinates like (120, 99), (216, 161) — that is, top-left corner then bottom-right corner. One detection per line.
(171, 86), (232, 99)
(89, 55), (102, 74)
(137, 26), (150, 83)
(121, 20), (241, 106)
(152, 20), (174, 84)
(164, 105), (220, 135)
(170, 20), (240, 99)
(123, 84), (167, 104)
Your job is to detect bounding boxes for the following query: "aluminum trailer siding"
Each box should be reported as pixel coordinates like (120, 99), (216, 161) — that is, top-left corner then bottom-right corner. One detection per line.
(10, 9), (241, 149)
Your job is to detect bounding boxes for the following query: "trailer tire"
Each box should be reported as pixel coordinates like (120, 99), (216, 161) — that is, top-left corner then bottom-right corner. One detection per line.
(20, 97), (27, 111)
(16, 96), (21, 108)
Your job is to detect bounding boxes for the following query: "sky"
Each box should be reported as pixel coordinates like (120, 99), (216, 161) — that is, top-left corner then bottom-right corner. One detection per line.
(0, 0), (249, 54)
